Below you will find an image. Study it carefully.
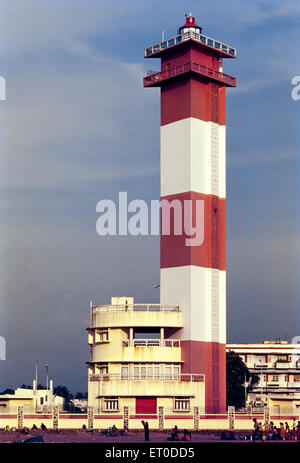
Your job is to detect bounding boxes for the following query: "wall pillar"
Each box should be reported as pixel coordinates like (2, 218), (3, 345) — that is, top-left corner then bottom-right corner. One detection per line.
(158, 406), (164, 431)
(17, 406), (24, 430)
(160, 328), (164, 347)
(228, 406), (235, 430)
(123, 406), (129, 430)
(264, 406), (270, 428)
(129, 328), (133, 347)
(193, 406), (199, 431)
(53, 405), (59, 430)
(87, 406), (94, 431)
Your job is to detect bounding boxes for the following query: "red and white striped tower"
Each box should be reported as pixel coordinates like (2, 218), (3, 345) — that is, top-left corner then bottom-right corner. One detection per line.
(144, 15), (236, 414)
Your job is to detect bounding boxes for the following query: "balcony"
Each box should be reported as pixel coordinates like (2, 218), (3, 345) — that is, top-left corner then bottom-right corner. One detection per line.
(144, 30), (236, 58)
(90, 336), (181, 363)
(90, 304), (182, 329)
(144, 61), (236, 88)
(122, 339), (180, 348)
(89, 373), (204, 382)
(89, 374), (204, 398)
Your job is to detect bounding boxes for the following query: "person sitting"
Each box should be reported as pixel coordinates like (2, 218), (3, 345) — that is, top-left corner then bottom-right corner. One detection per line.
(228, 431), (236, 440)
(168, 426), (180, 441)
(82, 424), (87, 432)
(41, 423), (47, 431)
(111, 425), (118, 436)
(221, 431), (228, 440)
(182, 429), (191, 441)
(31, 424), (38, 431)
(21, 427), (30, 434)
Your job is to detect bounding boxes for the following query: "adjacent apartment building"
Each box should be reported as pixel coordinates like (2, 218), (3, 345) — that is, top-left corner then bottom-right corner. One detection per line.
(227, 341), (300, 415)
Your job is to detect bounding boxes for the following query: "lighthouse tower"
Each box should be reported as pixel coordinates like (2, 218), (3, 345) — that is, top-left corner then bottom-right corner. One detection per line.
(144, 15), (236, 413)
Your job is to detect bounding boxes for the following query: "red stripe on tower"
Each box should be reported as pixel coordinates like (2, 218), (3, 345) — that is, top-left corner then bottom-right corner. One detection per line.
(144, 15), (236, 414)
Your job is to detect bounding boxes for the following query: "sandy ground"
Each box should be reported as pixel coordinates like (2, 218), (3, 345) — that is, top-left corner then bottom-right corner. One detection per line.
(0, 429), (243, 444)
(0, 429), (297, 444)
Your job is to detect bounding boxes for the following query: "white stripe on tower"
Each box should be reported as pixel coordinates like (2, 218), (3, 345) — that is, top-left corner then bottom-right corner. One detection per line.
(160, 118), (226, 198)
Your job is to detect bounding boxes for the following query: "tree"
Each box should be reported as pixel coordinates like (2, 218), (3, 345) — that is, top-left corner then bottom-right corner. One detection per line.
(226, 350), (259, 410)
(0, 388), (14, 395)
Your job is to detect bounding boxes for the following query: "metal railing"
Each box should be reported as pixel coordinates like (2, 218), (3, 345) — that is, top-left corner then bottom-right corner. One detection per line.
(92, 304), (180, 314)
(145, 30), (236, 58)
(144, 61), (236, 87)
(122, 339), (181, 348)
(89, 373), (204, 382)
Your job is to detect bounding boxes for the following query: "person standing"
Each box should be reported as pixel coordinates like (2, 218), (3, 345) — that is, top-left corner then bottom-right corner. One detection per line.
(279, 422), (285, 440)
(296, 421), (300, 441)
(142, 420), (150, 441)
(252, 418), (259, 441)
(285, 422), (290, 440)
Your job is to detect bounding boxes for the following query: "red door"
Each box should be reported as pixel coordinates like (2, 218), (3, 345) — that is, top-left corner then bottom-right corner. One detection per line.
(136, 397), (157, 414)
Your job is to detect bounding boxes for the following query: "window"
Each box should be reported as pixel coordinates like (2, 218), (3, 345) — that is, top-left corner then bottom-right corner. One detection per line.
(272, 376), (278, 382)
(165, 366), (172, 380)
(95, 329), (109, 343)
(163, 364), (181, 380)
(284, 375), (288, 382)
(103, 397), (119, 412)
(97, 364), (108, 376)
(174, 397), (190, 411)
(99, 329), (109, 342)
(125, 364), (180, 380)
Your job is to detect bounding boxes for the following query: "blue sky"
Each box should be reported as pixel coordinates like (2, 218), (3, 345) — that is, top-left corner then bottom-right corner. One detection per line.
(0, 0), (299, 393)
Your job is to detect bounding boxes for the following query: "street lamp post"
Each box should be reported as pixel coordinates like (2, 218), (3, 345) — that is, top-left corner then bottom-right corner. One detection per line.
(244, 369), (247, 406)
(35, 357), (40, 413)
(45, 364), (49, 390)
(35, 357), (40, 387)
(258, 359), (264, 408)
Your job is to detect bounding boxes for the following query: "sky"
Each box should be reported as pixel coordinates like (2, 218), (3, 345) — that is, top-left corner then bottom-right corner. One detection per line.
(0, 0), (299, 394)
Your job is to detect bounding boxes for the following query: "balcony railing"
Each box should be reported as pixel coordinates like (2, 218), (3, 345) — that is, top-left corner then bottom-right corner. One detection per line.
(145, 30), (236, 58)
(89, 373), (204, 382)
(143, 61), (236, 88)
(122, 339), (180, 348)
(92, 304), (180, 314)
